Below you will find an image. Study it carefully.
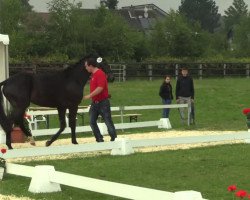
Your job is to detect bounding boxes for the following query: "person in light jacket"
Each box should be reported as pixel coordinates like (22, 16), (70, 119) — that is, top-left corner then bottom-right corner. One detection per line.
(176, 67), (195, 124)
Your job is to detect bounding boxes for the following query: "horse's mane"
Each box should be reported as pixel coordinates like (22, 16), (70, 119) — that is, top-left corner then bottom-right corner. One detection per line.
(63, 57), (86, 74)
(62, 54), (104, 75)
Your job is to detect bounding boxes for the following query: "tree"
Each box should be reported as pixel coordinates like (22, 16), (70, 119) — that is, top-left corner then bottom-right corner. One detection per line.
(179, 0), (220, 33)
(0, 0), (25, 34)
(150, 10), (208, 58)
(106, 0), (118, 10)
(20, 0), (32, 11)
(90, 7), (138, 61)
(46, 0), (85, 58)
(224, 0), (248, 30)
(233, 15), (250, 56)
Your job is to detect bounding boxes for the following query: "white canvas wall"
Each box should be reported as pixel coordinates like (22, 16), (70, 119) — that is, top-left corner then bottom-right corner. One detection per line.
(0, 34), (9, 144)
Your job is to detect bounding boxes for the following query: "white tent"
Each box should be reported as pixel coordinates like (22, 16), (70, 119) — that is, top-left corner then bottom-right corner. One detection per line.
(0, 34), (9, 81)
(0, 34), (9, 144)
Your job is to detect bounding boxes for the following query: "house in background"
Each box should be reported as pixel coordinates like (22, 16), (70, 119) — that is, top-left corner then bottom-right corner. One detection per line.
(118, 4), (167, 33)
(36, 3), (167, 34)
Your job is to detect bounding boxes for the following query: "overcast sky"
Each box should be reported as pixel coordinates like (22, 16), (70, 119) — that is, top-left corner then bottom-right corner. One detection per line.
(29, 0), (250, 15)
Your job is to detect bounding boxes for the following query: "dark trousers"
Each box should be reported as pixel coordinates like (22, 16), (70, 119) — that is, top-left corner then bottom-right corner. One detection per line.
(89, 99), (117, 141)
(162, 99), (171, 118)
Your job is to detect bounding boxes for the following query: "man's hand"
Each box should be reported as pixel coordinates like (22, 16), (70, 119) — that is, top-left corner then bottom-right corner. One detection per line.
(83, 87), (103, 101)
(83, 94), (91, 100)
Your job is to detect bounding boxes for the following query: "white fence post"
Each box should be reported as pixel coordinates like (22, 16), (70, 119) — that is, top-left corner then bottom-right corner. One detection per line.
(122, 65), (126, 82)
(28, 165), (61, 193)
(111, 138), (134, 155)
(158, 118), (172, 129)
(98, 123), (108, 135)
(223, 64), (226, 77)
(148, 65), (153, 81)
(246, 64), (249, 78)
(199, 64), (203, 80)
(175, 64), (179, 79)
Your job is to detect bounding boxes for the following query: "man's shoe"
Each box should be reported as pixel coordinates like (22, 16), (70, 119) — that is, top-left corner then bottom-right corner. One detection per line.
(110, 136), (117, 141)
(96, 138), (104, 142)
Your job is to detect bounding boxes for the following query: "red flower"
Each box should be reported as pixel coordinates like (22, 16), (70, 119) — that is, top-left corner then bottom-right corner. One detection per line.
(228, 185), (237, 192)
(243, 108), (250, 115)
(236, 190), (247, 198)
(1, 148), (6, 154)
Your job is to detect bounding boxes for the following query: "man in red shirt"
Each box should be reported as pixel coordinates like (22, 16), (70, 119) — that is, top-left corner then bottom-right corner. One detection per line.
(83, 57), (117, 142)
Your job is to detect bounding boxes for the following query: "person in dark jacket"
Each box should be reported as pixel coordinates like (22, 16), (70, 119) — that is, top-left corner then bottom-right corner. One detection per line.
(159, 75), (173, 118)
(176, 67), (195, 124)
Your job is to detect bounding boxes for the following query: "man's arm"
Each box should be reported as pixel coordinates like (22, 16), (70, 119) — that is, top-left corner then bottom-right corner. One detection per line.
(176, 79), (180, 99)
(83, 87), (103, 100)
(190, 78), (194, 99)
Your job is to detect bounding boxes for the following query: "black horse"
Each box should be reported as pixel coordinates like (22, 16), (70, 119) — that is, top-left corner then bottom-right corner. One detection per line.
(0, 55), (114, 149)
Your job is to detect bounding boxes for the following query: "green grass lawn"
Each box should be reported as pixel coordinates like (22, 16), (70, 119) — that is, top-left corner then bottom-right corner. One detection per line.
(2, 78), (250, 199)
(45, 78), (250, 132)
(87, 78), (250, 131)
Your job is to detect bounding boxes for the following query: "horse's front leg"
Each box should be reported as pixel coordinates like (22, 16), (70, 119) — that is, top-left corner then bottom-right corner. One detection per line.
(68, 107), (78, 144)
(46, 108), (66, 147)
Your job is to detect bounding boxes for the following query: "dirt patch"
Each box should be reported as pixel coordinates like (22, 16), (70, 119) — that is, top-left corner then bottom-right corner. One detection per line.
(0, 194), (34, 200)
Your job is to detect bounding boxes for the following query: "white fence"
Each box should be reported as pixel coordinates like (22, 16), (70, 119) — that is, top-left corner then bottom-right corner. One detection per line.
(24, 104), (190, 137)
(110, 64), (126, 82)
(6, 163), (206, 200)
(3, 132), (250, 159)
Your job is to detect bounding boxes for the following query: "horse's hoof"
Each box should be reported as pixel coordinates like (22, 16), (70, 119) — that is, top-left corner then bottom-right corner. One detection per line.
(30, 142), (36, 146)
(7, 145), (13, 150)
(26, 136), (36, 146)
(45, 140), (52, 147)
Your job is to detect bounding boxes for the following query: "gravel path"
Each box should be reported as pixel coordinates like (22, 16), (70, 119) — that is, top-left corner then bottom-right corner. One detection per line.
(1, 130), (245, 162)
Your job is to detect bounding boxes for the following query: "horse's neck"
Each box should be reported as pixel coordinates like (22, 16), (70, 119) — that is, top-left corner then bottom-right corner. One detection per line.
(70, 68), (90, 85)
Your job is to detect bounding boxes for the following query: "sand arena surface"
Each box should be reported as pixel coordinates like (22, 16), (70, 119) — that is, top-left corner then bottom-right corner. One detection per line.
(1, 130), (245, 162)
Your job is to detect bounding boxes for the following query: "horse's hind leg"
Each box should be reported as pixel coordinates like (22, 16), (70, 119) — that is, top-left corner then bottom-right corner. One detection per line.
(68, 107), (78, 144)
(46, 108), (66, 147)
(2, 118), (13, 149)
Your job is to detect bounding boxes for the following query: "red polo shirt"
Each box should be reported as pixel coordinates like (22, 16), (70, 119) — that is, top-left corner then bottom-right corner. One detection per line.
(90, 69), (109, 102)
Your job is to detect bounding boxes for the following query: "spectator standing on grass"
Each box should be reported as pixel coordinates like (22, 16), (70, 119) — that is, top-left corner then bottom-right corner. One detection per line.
(159, 75), (173, 118)
(176, 67), (195, 124)
(83, 56), (117, 142)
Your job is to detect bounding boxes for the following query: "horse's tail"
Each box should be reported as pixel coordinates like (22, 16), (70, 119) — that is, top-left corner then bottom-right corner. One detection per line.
(0, 80), (11, 134)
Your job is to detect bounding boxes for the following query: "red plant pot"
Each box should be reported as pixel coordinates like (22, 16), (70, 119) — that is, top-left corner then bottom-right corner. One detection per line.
(11, 127), (25, 143)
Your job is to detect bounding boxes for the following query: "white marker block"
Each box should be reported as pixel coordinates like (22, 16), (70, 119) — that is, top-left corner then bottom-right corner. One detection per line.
(98, 123), (108, 135)
(28, 165), (61, 193)
(111, 138), (134, 155)
(174, 190), (207, 200)
(0, 130), (5, 144)
(158, 118), (172, 129)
